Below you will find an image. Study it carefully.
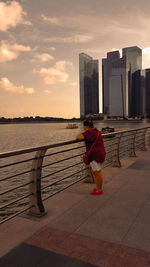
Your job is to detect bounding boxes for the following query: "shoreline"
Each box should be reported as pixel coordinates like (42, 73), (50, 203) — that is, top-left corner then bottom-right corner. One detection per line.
(0, 120), (147, 124)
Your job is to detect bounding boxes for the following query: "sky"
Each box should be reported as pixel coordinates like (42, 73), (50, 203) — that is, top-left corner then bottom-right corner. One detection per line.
(0, 0), (150, 118)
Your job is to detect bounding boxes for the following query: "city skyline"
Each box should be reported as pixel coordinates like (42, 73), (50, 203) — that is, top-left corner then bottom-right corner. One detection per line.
(0, 0), (150, 118)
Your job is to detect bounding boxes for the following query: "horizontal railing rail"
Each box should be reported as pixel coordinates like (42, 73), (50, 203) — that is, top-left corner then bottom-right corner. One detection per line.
(0, 126), (150, 224)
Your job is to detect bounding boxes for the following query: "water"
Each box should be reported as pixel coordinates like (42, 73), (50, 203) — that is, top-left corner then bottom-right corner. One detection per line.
(0, 120), (149, 221)
(0, 120), (148, 152)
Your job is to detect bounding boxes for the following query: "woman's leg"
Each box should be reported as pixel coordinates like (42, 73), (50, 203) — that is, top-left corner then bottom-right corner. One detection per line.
(91, 169), (103, 192)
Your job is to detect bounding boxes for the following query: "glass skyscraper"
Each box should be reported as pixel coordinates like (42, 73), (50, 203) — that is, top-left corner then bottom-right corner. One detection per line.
(79, 53), (99, 118)
(145, 69), (150, 117)
(102, 46), (142, 117)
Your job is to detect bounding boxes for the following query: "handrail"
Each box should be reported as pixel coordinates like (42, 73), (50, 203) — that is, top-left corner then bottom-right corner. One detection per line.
(0, 126), (149, 158)
(0, 126), (150, 224)
(0, 140), (81, 158)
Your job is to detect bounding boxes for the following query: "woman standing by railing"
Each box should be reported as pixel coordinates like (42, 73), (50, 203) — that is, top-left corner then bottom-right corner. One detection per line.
(76, 120), (106, 195)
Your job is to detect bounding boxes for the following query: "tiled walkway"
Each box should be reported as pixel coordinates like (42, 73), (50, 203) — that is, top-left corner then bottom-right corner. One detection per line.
(0, 243), (97, 267)
(25, 227), (150, 267)
(1, 150), (150, 266)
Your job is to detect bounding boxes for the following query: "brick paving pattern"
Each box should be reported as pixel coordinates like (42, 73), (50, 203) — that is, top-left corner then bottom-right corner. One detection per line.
(26, 227), (150, 267)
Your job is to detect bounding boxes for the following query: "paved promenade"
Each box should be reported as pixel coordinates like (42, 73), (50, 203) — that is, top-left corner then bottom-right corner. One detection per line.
(1, 150), (150, 266)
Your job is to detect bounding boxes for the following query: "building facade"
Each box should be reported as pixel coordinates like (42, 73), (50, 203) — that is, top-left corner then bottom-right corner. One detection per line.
(145, 69), (150, 117)
(79, 53), (99, 118)
(130, 70), (145, 117)
(102, 46), (142, 117)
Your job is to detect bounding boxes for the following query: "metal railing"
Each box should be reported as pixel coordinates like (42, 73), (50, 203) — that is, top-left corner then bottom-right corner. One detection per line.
(0, 126), (150, 224)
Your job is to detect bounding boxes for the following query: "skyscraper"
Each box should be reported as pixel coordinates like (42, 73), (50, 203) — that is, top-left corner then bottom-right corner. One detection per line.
(79, 53), (99, 118)
(102, 46), (142, 117)
(145, 69), (150, 117)
(123, 47), (142, 116)
(131, 70), (145, 117)
(102, 51), (120, 115)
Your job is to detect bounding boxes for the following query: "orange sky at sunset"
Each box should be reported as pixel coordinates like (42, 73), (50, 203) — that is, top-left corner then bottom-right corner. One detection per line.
(0, 0), (150, 118)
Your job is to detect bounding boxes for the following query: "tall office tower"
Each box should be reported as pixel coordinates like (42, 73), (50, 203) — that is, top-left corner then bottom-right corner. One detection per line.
(102, 51), (120, 114)
(102, 46), (142, 117)
(123, 47), (142, 116)
(131, 70), (145, 117)
(79, 53), (99, 118)
(145, 69), (150, 117)
(109, 59), (130, 117)
(122, 46), (142, 73)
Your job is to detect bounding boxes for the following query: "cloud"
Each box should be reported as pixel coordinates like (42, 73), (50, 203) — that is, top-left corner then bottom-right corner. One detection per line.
(0, 1), (32, 32)
(44, 89), (51, 94)
(142, 47), (150, 68)
(45, 34), (94, 43)
(35, 53), (54, 62)
(0, 41), (31, 63)
(41, 14), (60, 25)
(70, 82), (77, 87)
(0, 77), (34, 94)
(38, 61), (72, 85)
(142, 47), (150, 56)
(50, 47), (56, 51)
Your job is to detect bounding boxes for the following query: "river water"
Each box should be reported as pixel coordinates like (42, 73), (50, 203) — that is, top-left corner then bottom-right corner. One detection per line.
(0, 120), (149, 221)
(0, 120), (148, 152)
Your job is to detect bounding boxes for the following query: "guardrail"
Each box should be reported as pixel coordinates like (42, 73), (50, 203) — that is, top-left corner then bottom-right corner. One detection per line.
(0, 126), (150, 224)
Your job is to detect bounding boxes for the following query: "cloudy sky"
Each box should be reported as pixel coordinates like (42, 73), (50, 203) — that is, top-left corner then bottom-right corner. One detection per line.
(0, 0), (150, 118)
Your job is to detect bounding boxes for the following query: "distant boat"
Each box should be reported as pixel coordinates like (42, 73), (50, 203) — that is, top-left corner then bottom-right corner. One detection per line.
(66, 123), (78, 129)
(101, 127), (115, 137)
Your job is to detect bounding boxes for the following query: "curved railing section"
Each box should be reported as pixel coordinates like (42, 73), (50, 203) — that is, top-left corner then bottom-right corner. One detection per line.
(0, 126), (150, 224)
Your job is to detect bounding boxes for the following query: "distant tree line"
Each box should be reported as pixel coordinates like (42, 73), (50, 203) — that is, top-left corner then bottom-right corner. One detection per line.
(0, 116), (81, 123)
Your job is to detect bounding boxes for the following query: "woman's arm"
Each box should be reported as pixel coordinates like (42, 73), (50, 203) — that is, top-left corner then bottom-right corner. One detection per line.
(76, 133), (84, 140)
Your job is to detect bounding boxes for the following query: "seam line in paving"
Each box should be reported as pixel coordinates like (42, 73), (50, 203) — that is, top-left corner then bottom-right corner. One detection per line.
(120, 193), (150, 244)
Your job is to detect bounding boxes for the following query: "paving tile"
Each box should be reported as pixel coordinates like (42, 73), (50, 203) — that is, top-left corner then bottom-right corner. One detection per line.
(114, 244), (149, 258)
(76, 215), (131, 243)
(98, 241), (118, 255)
(111, 187), (148, 205)
(80, 250), (112, 267)
(44, 190), (86, 216)
(135, 202), (150, 224)
(122, 182), (150, 194)
(48, 210), (91, 232)
(128, 161), (150, 170)
(0, 243), (50, 267)
(25, 227), (150, 267)
(95, 201), (140, 225)
(47, 197), (108, 233)
(122, 222), (150, 251)
(105, 254), (123, 267)
(119, 254), (148, 267)
(0, 243), (98, 267)
(70, 195), (106, 213)
(26, 227), (71, 256)
(27, 227), (70, 246)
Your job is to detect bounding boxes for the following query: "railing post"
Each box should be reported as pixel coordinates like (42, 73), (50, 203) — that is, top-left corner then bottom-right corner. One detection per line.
(29, 149), (47, 217)
(129, 131), (137, 157)
(112, 133), (122, 167)
(140, 129), (147, 151)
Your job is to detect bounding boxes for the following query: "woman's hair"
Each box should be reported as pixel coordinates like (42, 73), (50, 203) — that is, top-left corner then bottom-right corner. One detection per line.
(83, 119), (94, 128)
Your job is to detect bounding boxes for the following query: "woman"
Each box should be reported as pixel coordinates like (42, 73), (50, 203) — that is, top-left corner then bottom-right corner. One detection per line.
(76, 120), (106, 195)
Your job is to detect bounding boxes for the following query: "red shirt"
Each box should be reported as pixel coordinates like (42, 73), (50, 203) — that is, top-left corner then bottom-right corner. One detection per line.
(83, 128), (106, 163)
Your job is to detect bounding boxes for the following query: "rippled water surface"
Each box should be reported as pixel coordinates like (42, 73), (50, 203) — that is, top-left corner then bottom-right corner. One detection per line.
(0, 120), (148, 152)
